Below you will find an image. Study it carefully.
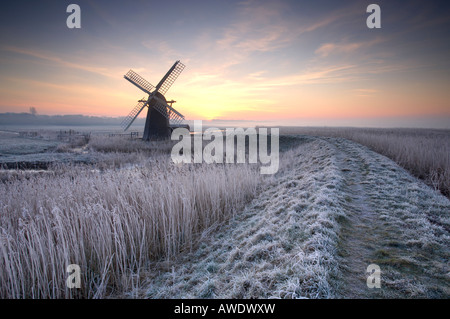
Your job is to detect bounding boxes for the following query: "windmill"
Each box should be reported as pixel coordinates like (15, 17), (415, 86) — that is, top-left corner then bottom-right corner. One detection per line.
(121, 60), (189, 140)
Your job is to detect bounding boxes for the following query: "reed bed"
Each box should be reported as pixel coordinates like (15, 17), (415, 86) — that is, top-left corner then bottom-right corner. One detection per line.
(0, 157), (260, 298)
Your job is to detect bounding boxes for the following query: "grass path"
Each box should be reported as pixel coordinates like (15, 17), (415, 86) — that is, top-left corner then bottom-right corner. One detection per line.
(136, 136), (449, 299)
(327, 137), (449, 298)
(331, 138), (381, 298)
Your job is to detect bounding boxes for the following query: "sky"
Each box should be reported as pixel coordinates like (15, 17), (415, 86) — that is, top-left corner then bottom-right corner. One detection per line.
(0, 0), (449, 128)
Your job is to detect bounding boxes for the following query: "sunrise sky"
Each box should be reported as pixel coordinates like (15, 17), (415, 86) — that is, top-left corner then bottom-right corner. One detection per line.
(0, 0), (449, 128)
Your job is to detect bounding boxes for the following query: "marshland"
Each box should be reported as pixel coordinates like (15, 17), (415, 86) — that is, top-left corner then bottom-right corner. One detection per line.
(0, 127), (449, 298)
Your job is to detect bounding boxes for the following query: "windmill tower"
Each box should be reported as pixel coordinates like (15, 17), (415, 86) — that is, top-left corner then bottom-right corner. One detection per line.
(121, 60), (188, 140)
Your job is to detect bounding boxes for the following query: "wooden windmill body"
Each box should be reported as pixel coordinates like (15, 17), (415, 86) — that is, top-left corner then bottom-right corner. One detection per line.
(121, 60), (189, 140)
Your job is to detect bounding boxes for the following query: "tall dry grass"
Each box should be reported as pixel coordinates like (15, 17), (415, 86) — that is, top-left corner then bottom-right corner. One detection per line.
(280, 127), (450, 197)
(0, 156), (260, 298)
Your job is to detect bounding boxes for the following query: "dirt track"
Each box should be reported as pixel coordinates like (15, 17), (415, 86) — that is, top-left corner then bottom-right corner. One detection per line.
(139, 136), (450, 299)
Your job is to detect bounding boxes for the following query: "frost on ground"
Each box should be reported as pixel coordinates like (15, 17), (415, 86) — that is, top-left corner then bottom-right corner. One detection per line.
(1, 132), (448, 298)
(139, 136), (450, 299)
(325, 137), (449, 298)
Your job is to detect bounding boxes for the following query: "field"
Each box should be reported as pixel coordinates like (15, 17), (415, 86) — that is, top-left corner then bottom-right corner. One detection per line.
(280, 127), (450, 198)
(0, 127), (449, 298)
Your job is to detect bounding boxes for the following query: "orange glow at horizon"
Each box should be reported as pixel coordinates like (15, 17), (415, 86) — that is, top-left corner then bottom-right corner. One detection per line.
(0, 1), (449, 128)
(1, 63), (449, 123)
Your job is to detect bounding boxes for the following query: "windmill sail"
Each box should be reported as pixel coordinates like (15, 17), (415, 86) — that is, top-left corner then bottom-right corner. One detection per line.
(152, 96), (185, 124)
(121, 98), (148, 131)
(124, 70), (155, 95)
(155, 60), (185, 95)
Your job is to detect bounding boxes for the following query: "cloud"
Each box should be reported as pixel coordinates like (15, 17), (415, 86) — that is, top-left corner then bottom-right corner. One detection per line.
(2, 46), (122, 79)
(316, 43), (364, 57)
(248, 70), (267, 80)
(209, 1), (298, 68)
(315, 37), (385, 57)
(141, 40), (183, 61)
(189, 0), (365, 78)
(353, 88), (379, 97)
(232, 64), (360, 91)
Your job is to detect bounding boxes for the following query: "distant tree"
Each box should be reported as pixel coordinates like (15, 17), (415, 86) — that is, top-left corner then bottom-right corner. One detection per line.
(29, 107), (37, 115)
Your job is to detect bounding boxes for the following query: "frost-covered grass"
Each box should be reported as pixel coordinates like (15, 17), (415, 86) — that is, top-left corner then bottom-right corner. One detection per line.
(0, 129), (91, 167)
(280, 127), (450, 198)
(136, 136), (450, 299)
(321, 137), (450, 298)
(0, 135), (60, 156)
(1, 132), (449, 299)
(139, 138), (348, 298)
(87, 135), (175, 154)
(0, 156), (259, 298)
